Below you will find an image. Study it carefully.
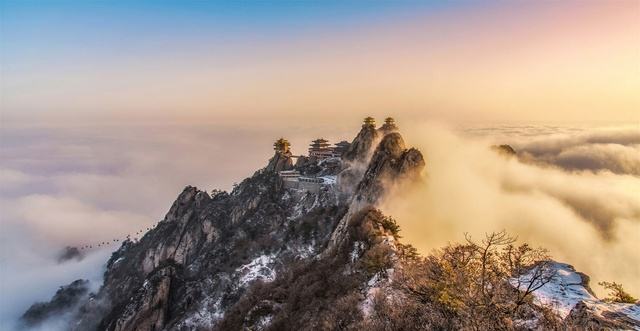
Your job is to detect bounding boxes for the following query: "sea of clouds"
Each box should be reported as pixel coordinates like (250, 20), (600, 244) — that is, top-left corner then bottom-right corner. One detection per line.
(0, 123), (277, 329)
(383, 122), (640, 298)
(0, 121), (638, 329)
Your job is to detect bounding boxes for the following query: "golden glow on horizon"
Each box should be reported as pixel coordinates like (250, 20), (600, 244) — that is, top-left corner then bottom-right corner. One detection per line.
(2, 1), (638, 124)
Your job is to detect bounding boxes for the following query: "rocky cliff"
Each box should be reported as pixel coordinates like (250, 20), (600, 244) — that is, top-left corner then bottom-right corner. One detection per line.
(21, 119), (421, 330)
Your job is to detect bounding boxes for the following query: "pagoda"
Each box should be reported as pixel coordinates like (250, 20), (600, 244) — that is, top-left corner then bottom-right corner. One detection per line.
(363, 116), (376, 128)
(267, 138), (293, 172)
(380, 117), (398, 133)
(309, 138), (330, 151)
(273, 138), (291, 154)
(384, 117), (395, 126)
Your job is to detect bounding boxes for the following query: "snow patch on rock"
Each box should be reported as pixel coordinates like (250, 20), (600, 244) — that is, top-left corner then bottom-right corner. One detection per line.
(237, 254), (277, 287)
(180, 296), (224, 329)
(296, 243), (317, 259)
(514, 262), (595, 318)
(514, 262), (640, 327)
(361, 268), (394, 317)
(255, 314), (273, 330)
(320, 175), (337, 185)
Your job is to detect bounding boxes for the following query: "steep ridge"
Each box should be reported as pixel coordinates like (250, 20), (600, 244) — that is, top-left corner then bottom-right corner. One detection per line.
(342, 120), (379, 164)
(22, 118), (420, 330)
(327, 132), (424, 255)
(354, 132), (424, 204)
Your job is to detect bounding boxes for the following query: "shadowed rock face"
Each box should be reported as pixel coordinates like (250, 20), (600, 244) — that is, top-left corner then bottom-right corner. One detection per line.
(338, 124), (384, 193)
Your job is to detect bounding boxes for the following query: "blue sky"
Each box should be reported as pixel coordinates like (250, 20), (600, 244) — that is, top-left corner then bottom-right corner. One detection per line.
(1, 0), (459, 52)
(1, 0), (637, 123)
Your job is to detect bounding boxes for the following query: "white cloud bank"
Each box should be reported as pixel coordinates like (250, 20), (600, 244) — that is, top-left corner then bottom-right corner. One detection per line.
(473, 125), (640, 175)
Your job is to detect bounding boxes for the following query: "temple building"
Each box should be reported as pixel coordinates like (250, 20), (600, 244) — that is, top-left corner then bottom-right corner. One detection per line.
(309, 138), (336, 159)
(278, 170), (335, 193)
(333, 141), (351, 156)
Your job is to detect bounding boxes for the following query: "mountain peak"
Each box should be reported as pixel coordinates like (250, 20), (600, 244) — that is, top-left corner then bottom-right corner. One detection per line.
(355, 132), (424, 204)
(343, 122), (380, 163)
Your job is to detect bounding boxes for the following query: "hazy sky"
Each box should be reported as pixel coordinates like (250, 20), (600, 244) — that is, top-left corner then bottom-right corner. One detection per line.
(1, 0), (638, 125)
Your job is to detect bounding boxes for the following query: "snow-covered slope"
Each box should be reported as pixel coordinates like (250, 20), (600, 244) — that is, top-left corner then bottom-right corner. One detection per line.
(516, 262), (640, 329)
(517, 262), (597, 318)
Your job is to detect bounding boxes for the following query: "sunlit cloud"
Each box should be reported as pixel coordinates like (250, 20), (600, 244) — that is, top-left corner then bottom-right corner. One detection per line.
(382, 123), (640, 298)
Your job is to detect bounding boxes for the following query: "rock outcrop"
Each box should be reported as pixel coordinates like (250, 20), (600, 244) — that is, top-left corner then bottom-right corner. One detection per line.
(266, 151), (293, 172)
(566, 301), (640, 330)
(491, 144), (517, 156)
(328, 132), (424, 254)
(266, 138), (294, 172)
(338, 123), (381, 193)
(354, 132), (424, 204)
(342, 123), (379, 164)
(21, 279), (90, 328)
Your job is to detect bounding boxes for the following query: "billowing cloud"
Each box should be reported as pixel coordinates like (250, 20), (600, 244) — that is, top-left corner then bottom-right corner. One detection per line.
(511, 127), (640, 175)
(549, 143), (640, 175)
(382, 123), (640, 298)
